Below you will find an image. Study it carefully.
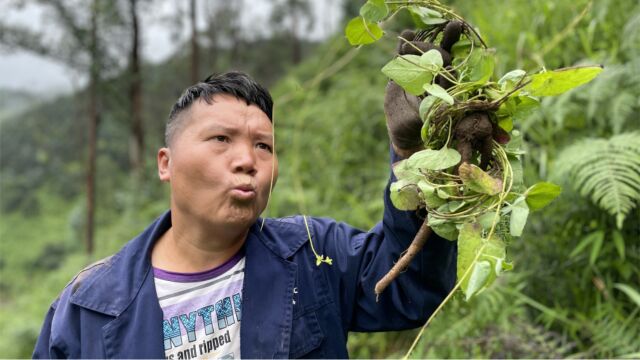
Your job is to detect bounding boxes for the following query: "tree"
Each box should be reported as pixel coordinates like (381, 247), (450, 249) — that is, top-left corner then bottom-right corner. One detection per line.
(128, 0), (144, 178)
(85, 0), (100, 255)
(203, 1), (243, 72)
(0, 0), (126, 254)
(270, 0), (313, 64)
(189, 0), (199, 83)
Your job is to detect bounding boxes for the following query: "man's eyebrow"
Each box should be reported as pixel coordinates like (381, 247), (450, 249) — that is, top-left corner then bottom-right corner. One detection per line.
(202, 124), (273, 139)
(202, 124), (237, 134)
(253, 131), (274, 141)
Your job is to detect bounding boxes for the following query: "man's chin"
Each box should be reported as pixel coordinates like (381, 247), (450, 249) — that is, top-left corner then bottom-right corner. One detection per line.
(222, 207), (261, 228)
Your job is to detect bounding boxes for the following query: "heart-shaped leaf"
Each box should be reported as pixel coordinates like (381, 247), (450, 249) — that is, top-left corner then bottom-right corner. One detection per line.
(424, 83), (454, 105)
(525, 182), (562, 210)
(459, 163), (503, 195)
(345, 16), (384, 45)
(359, 0), (388, 22)
(408, 147), (461, 171)
(382, 55), (432, 95)
(390, 180), (421, 210)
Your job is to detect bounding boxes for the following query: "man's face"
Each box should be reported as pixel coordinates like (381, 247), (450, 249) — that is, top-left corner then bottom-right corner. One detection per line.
(158, 94), (278, 232)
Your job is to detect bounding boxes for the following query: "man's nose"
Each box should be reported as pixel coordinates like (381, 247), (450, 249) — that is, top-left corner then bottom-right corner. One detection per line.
(231, 143), (257, 175)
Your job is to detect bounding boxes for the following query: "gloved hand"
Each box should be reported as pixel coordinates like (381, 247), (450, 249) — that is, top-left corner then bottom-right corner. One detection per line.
(384, 23), (462, 158)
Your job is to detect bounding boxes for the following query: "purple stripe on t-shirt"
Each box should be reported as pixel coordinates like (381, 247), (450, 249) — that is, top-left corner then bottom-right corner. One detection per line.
(153, 249), (244, 282)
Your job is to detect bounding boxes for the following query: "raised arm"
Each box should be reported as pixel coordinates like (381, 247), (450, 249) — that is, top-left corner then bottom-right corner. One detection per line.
(306, 146), (457, 332)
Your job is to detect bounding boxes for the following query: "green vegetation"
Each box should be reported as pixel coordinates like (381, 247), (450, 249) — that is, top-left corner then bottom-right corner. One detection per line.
(1, 0), (639, 358)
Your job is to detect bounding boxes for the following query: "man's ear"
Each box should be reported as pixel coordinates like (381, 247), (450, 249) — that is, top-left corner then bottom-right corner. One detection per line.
(158, 147), (171, 182)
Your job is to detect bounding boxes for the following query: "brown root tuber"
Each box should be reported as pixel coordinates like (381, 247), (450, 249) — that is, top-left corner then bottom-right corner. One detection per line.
(374, 219), (432, 298)
(455, 112), (494, 170)
(440, 20), (463, 54)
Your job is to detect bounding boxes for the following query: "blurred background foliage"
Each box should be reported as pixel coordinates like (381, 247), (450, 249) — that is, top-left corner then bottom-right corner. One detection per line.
(0, 0), (639, 358)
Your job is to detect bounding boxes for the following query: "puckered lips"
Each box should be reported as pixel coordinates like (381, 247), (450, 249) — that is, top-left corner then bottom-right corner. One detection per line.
(230, 183), (257, 201)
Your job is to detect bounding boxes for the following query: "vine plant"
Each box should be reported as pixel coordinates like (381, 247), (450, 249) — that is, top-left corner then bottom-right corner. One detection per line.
(344, 0), (602, 355)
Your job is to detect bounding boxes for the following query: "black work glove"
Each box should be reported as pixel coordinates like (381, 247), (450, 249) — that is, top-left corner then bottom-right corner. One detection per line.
(384, 23), (462, 158)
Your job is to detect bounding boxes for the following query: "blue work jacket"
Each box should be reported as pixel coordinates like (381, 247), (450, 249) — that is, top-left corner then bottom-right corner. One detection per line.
(33, 168), (457, 359)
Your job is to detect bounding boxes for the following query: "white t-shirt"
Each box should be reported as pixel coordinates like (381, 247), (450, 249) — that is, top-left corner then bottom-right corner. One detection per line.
(154, 251), (244, 360)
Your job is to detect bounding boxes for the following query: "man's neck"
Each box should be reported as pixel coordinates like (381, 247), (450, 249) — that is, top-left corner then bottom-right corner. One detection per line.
(151, 213), (249, 273)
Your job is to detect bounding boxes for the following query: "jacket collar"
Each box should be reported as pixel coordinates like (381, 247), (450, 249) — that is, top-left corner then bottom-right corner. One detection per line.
(250, 217), (308, 260)
(69, 212), (308, 316)
(69, 210), (305, 358)
(70, 211), (171, 316)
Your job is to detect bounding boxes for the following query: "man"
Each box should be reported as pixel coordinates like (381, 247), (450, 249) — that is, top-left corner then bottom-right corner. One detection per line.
(33, 70), (456, 358)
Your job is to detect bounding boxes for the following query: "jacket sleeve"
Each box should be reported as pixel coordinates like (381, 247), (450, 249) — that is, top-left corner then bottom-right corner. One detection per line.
(32, 299), (66, 359)
(307, 147), (457, 332)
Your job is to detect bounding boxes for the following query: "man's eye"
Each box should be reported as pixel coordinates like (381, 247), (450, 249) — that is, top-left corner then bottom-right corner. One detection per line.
(257, 143), (273, 152)
(211, 135), (229, 142)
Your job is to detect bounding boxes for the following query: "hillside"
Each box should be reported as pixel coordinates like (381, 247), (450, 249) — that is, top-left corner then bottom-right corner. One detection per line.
(0, 88), (42, 121)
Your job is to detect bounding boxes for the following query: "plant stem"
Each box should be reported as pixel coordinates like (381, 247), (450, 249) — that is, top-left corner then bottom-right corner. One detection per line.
(402, 241), (488, 359)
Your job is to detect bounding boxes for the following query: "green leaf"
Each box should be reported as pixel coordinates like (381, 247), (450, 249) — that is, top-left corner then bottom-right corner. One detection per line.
(345, 16), (384, 46)
(614, 283), (640, 308)
(467, 48), (495, 83)
(451, 38), (471, 59)
(485, 87), (506, 102)
(418, 180), (446, 208)
(569, 231), (603, 258)
(382, 55), (432, 95)
(589, 231), (604, 265)
(408, 147), (461, 171)
(524, 65), (603, 96)
(496, 97), (516, 117)
(392, 159), (423, 184)
(390, 180), (421, 210)
(508, 155), (524, 188)
(525, 182), (562, 210)
(464, 261), (492, 300)
(437, 200), (466, 214)
(498, 69), (526, 91)
(431, 222), (459, 240)
(498, 117), (513, 132)
(423, 83), (454, 105)
(420, 49), (443, 72)
(458, 163), (503, 195)
(483, 234), (507, 262)
(436, 188), (450, 199)
(457, 222), (483, 288)
(509, 197), (529, 237)
(427, 214), (458, 240)
(511, 96), (540, 122)
(478, 211), (499, 230)
(612, 230), (625, 260)
(408, 6), (447, 25)
(359, 0), (388, 22)
(419, 96), (437, 121)
(457, 223), (507, 300)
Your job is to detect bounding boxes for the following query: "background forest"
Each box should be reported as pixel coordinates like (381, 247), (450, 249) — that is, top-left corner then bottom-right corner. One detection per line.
(1, 0), (639, 358)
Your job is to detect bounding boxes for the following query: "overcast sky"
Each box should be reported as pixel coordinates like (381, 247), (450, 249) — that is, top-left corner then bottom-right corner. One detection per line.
(0, 0), (342, 95)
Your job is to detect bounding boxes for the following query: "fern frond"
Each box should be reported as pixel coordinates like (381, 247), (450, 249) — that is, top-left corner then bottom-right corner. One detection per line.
(587, 309), (640, 357)
(552, 132), (640, 228)
(622, 9), (640, 55)
(583, 58), (640, 134)
(611, 92), (636, 134)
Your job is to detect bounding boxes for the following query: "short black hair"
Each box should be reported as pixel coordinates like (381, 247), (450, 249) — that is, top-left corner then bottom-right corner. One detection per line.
(165, 71), (273, 146)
